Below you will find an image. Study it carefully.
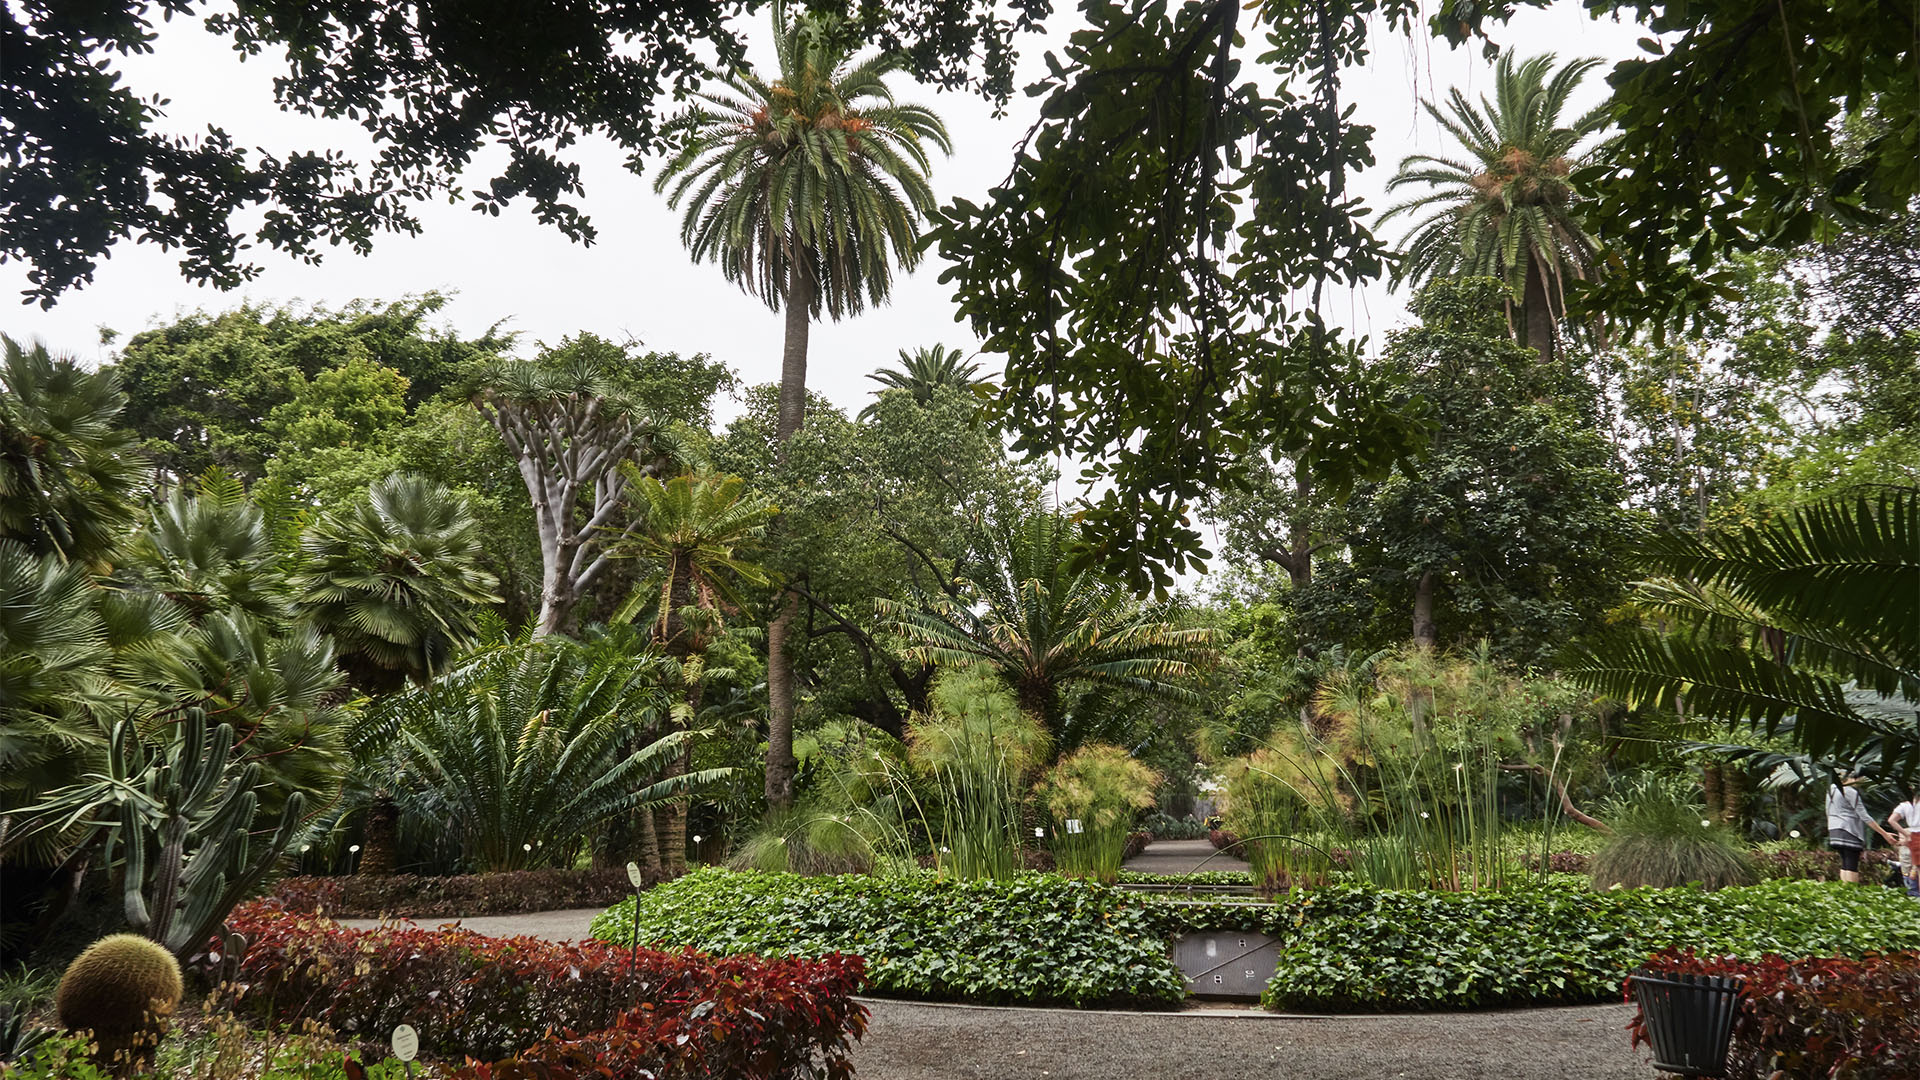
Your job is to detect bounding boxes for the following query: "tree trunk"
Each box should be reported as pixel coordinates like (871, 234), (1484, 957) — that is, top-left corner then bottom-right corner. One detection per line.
(1287, 469), (1313, 590)
(1411, 570), (1438, 650)
(765, 251), (814, 812)
(634, 804), (661, 874)
(765, 591), (800, 810)
(1701, 762), (1725, 822)
(777, 259), (814, 448)
(359, 794), (399, 876)
(1720, 765), (1747, 831)
(1522, 251), (1555, 364)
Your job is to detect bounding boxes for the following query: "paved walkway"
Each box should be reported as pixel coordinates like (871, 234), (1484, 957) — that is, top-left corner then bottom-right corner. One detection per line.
(1122, 837), (1252, 875)
(338, 904), (1651, 1079)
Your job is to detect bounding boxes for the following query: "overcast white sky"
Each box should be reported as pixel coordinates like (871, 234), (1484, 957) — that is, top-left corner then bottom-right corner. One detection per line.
(3, 3), (1649, 426)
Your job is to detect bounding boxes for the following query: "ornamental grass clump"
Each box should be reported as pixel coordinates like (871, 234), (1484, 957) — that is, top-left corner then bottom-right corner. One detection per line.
(1590, 775), (1755, 891)
(1040, 744), (1159, 882)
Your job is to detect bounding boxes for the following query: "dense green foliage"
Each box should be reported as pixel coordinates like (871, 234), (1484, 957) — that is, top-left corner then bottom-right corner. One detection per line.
(1259, 878), (1920, 1010)
(591, 868), (1189, 1007)
(593, 868), (1920, 1012)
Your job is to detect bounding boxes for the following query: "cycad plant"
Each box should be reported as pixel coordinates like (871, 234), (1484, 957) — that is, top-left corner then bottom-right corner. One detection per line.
(879, 512), (1217, 749)
(1039, 744), (1158, 882)
(1381, 51), (1610, 361)
(1568, 489), (1920, 781)
(352, 635), (728, 872)
(859, 345), (987, 418)
(297, 473), (500, 691)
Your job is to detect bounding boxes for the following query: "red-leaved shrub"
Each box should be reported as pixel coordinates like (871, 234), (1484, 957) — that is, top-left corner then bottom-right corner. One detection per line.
(223, 902), (866, 1074)
(1628, 949), (1920, 1079)
(269, 867), (669, 918)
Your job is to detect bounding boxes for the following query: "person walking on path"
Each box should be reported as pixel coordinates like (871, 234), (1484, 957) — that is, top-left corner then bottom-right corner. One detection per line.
(1889, 788), (1920, 897)
(1828, 773), (1898, 884)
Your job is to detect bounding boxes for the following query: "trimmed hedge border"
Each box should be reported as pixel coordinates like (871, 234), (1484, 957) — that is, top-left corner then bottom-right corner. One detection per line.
(225, 901), (867, 1073)
(268, 867), (672, 918)
(592, 869), (1920, 1013)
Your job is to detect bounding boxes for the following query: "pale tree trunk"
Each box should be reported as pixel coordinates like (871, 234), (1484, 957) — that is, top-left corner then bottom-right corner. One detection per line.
(765, 252), (814, 811)
(765, 593), (800, 810)
(1412, 569), (1438, 650)
(1522, 251), (1556, 364)
(635, 805), (661, 874)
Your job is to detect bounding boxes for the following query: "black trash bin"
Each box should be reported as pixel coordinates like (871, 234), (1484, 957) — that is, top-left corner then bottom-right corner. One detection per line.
(1630, 969), (1745, 1078)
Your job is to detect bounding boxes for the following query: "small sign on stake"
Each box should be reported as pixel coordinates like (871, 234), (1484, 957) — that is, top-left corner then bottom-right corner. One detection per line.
(626, 860), (644, 889)
(391, 1023), (419, 1070)
(1065, 819), (1083, 834)
(1033, 826), (1046, 838)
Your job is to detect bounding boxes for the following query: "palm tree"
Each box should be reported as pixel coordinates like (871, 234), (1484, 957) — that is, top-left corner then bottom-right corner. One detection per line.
(1380, 51), (1610, 363)
(121, 470), (290, 623)
(653, 0), (949, 808)
(1567, 489), (1920, 780)
(617, 471), (774, 871)
(859, 345), (987, 419)
(0, 336), (149, 569)
(878, 512), (1219, 750)
(297, 473), (500, 691)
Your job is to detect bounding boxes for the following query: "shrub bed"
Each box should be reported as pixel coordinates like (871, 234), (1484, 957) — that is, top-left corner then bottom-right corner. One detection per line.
(589, 870), (1920, 1013)
(1629, 949), (1920, 1079)
(268, 867), (669, 918)
(1252, 879), (1920, 1010)
(590, 869), (1188, 1008)
(224, 902), (866, 1070)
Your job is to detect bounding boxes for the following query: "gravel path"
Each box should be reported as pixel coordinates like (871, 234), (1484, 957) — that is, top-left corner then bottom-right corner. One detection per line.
(338, 906), (1653, 1079)
(1122, 837), (1252, 875)
(850, 999), (1653, 1080)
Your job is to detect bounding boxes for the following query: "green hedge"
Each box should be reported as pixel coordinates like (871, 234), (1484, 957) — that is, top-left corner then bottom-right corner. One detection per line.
(590, 868), (1187, 1008)
(1257, 879), (1920, 1010)
(592, 870), (1920, 1012)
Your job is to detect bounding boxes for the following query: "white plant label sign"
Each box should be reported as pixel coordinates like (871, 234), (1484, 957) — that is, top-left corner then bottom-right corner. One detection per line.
(1065, 819), (1083, 834)
(626, 861), (644, 888)
(391, 1024), (419, 1062)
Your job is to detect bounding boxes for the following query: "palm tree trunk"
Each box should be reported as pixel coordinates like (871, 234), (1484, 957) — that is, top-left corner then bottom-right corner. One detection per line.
(359, 793), (399, 876)
(1522, 252), (1555, 363)
(635, 804), (661, 874)
(766, 592), (800, 810)
(766, 252), (814, 812)
(1412, 570), (1438, 650)
(777, 259), (814, 446)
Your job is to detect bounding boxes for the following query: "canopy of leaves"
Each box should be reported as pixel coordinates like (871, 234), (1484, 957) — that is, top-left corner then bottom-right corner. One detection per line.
(1, 0), (1043, 307)
(931, 0), (1428, 589)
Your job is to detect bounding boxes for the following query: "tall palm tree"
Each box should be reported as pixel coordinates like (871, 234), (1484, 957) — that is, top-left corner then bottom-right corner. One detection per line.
(1567, 489), (1920, 780)
(0, 336), (149, 569)
(859, 344), (987, 419)
(653, 0), (949, 809)
(297, 473), (500, 691)
(1381, 51), (1610, 363)
(878, 512), (1219, 751)
(617, 471), (774, 871)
